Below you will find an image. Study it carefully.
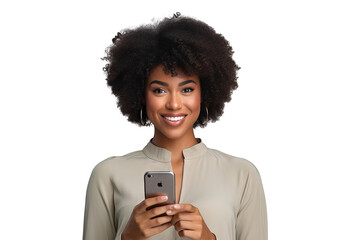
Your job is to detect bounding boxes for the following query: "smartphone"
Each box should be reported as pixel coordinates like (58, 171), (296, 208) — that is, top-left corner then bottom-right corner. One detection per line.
(144, 171), (175, 209)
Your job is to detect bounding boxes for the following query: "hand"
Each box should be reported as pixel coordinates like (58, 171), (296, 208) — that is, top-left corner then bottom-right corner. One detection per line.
(166, 204), (216, 240)
(121, 196), (173, 240)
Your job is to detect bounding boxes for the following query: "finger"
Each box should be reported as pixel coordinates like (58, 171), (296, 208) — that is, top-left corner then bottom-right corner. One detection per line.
(166, 204), (198, 215)
(178, 229), (201, 239)
(145, 204), (174, 219)
(136, 195), (168, 213)
(144, 222), (172, 237)
(148, 215), (173, 228)
(173, 219), (201, 231)
(171, 211), (201, 224)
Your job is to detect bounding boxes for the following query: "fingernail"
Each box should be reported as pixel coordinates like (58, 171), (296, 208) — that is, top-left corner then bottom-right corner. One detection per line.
(161, 196), (168, 200)
(166, 210), (172, 215)
(174, 204), (180, 209)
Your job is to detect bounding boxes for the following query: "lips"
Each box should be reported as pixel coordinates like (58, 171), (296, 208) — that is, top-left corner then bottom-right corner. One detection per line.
(163, 115), (186, 122)
(161, 114), (187, 126)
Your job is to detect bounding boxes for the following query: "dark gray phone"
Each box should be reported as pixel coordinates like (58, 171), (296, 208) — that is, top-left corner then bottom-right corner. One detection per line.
(144, 171), (175, 209)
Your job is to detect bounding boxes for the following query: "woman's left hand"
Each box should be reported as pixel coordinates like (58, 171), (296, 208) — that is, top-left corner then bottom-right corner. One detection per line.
(166, 204), (216, 240)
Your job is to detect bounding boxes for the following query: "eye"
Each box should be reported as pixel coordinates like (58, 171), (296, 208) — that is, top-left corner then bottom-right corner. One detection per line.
(182, 88), (194, 93)
(153, 88), (165, 94)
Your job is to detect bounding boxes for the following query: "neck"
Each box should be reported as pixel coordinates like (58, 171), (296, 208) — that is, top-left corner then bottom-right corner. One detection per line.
(151, 129), (198, 162)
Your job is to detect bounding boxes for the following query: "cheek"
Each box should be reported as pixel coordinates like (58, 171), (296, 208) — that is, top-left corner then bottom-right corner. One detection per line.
(187, 93), (201, 114)
(145, 94), (160, 117)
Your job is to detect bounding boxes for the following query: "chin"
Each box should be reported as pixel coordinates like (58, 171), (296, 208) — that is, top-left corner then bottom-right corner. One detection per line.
(155, 126), (194, 141)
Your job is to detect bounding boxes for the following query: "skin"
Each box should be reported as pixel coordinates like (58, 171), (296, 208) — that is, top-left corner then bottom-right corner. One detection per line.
(121, 65), (215, 240)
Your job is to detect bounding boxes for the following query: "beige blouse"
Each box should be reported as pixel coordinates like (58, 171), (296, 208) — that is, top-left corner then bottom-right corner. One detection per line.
(83, 140), (267, 240)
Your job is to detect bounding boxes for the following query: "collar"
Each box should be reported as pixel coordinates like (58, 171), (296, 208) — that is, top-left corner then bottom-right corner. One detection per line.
(142, 139), (208, 162)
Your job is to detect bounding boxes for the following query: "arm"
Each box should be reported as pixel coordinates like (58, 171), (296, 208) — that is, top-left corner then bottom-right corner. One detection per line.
(83, 161), (116, 240)
(236, 165), (268, 240)
(83, 160), (173, 240)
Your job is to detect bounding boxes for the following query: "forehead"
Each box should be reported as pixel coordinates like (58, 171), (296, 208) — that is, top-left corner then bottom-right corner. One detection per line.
(148, 65), (200, 84)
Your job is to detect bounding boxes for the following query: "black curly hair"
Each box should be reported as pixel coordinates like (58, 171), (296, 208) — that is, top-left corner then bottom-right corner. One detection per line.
(102, 14), (240, 127)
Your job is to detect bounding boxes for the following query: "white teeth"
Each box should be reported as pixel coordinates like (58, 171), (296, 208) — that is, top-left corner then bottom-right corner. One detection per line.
(164, 116), (185, 121)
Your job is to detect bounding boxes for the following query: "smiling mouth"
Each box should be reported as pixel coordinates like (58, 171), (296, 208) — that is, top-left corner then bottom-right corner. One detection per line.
(162, 115), (186, 122)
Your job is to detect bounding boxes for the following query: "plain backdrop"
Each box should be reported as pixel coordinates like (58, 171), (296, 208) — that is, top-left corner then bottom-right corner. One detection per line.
(0, 0), (359, 239)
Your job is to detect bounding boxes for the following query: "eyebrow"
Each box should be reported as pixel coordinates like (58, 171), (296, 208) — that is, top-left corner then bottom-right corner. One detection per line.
(179, 80), (197, 86)
(150, 80), (197, 87)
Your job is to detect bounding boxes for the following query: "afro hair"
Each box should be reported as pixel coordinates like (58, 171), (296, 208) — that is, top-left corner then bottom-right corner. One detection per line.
(102, 14), (240, 127)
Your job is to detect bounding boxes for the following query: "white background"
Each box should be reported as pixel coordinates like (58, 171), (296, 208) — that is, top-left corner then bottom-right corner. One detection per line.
(1, 0), (359, 239)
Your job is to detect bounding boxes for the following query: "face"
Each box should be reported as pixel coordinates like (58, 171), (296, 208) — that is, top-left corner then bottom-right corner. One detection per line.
(145, 65), (201, 142)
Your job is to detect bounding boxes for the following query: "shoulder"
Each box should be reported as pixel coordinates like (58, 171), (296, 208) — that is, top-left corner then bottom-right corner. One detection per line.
(89, 150), (145, 180)
(206, 148), (261, 176)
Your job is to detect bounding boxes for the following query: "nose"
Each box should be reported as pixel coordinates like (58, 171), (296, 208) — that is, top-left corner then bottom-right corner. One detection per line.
(166, 93), (182, 110)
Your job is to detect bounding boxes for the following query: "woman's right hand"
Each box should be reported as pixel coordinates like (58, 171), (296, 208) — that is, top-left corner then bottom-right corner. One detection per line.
(121, 195), (173, 240)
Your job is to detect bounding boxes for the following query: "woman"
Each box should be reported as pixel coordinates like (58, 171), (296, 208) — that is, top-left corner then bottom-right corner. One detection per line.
(83, 14), (267, 240)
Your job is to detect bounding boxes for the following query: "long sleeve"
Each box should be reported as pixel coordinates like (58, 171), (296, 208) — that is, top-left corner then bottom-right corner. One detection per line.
(236, 164), (268, 240)
(82, 141), (268, 239)
(83, 159), (116, 240)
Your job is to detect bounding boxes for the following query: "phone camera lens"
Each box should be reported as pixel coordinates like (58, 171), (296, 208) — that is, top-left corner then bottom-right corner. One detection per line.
(147, 174), (151, 178)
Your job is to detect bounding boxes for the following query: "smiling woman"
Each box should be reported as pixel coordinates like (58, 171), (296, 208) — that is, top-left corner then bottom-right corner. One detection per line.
(83, 14), (267, 240)
(146, 65), (201, 145)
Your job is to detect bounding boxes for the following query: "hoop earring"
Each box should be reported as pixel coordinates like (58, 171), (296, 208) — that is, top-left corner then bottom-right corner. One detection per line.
(140, 106), (146, 126)
(202, 106), (209, 125)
